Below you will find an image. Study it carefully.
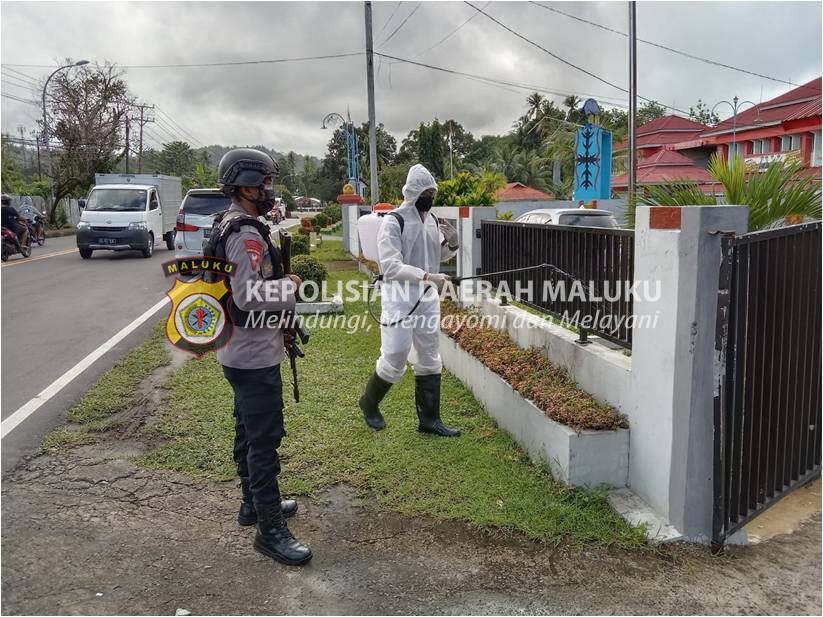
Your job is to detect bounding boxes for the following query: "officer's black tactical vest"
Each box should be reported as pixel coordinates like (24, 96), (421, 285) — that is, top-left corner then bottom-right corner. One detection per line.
(203, 212), (285, 328)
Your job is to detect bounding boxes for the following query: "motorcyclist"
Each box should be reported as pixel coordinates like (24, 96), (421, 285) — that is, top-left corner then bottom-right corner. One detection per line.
(1, 195), (29, 248)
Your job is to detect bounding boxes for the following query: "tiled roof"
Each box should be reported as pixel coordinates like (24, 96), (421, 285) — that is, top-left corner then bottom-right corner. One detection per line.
(701, 78), (822, 136)
(612, 149), (715, 188)
(494, 182), (554, 201)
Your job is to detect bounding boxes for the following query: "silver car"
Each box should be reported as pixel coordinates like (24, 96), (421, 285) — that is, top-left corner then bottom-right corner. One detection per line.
(515, 208), (619, 229)
(174, 188), (231, 258)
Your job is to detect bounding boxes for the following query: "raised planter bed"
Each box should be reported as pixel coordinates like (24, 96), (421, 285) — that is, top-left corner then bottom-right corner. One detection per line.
(439, 331), (629, 489)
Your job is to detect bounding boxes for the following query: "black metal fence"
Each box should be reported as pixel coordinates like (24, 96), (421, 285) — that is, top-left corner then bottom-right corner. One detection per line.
(480, 220), (635, 348)
(713, 222), (822, 547)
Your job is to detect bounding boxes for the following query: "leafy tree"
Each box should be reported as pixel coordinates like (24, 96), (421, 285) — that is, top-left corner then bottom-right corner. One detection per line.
(434, 171), (506, 207)
(688, 99), (720, 125)
(182, 162), (218, 193)
(155, 141), (196, 178)
(378, 163), (410, 204)
(1, 141), (27, 193)
(637, 100), (667, 126)
(45, 61), (130, 224)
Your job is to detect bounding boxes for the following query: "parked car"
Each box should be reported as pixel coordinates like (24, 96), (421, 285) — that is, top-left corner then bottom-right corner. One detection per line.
(515, 208), (619, 229)
(174, 188), (232, 258)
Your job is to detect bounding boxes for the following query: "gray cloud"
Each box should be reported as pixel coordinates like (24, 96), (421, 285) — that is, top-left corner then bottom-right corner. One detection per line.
(2, 1), (820, 157)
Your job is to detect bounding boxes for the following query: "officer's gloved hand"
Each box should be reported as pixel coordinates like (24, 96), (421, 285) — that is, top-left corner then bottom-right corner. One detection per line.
(424, 272), (450, 293)
(439, 220), (458, 249)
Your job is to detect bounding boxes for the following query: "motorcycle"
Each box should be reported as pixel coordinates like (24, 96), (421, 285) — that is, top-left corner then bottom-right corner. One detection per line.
(19, 208), (46, 246)
(1, 226), (32, 261)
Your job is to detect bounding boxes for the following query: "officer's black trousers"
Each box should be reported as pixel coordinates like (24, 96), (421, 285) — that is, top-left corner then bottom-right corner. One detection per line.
(222, 364), (286, 507)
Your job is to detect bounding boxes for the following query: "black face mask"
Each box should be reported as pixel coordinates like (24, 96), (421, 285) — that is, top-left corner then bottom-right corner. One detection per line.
(252, 186), (277, 216)
(415, 193), (434, 212)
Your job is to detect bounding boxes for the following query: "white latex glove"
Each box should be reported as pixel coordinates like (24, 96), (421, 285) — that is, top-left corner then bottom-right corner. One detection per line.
(439, 220), (459, 249)
(424, 272), (450, 293)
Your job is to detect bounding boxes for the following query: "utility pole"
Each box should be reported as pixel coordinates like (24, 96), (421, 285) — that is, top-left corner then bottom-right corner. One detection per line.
(18, 125), (28, 171)
(130, 103), (155, 172)
(449, 128), (454, 178)
(364, 1), (379, 204)
(33, 130), (42, 177)
(628, 1), (637, 199)
(124, 116), (130, 173)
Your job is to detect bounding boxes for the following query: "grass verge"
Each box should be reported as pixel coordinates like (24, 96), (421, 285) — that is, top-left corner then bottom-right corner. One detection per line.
(311, 238), (351, 263)
(41, 321), (171, 452)
(138, 265), (644, 547)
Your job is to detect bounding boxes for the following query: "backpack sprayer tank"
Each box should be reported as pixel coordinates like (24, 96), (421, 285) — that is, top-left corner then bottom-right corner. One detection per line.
(358, 203), (395, 264)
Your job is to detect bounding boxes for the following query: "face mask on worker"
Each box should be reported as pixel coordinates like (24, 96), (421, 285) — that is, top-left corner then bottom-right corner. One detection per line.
(415, 193), (434, 212)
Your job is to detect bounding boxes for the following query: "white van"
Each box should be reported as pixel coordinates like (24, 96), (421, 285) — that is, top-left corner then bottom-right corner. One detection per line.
(76, 174), (182, 259)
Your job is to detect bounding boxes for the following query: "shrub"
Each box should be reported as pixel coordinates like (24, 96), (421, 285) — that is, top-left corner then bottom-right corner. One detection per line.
(435, 171), (506, 207)
(296, 227), (310, 236)
(323, 203), (342, 223)
(291, 234), (310, 256)
(291, 255), (328, 301)
(300, 217), (316, 232)
(497, 209), (514, 221)
(314, 212), (329, 228)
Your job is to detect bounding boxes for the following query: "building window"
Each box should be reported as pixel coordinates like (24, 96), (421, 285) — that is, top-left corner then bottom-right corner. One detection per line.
(781, 134), (801, 152)
(812, 131), (822, 167)
(752, 139), (770, 155)
(728, 142), (743, 161)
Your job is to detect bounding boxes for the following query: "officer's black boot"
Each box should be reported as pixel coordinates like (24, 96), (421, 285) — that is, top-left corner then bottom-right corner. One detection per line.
(415, 374), (461, 437)
(238, 478), (298, 526)
(358, 371), (392, 430)
(254, 502), (313, 566)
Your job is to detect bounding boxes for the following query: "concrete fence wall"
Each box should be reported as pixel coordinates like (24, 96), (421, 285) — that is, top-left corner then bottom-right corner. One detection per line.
(6, 195), (81, 226)
(465, 205), (748, 541)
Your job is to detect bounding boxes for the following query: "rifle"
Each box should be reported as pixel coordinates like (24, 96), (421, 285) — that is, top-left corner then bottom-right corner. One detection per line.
(279, 229), (309, 402)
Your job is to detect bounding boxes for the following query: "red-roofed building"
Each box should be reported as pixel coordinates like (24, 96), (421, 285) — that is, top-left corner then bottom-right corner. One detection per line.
(612, 78), (822, 195)
(494, 182), (554, 202)
(611, 149), (717, 192)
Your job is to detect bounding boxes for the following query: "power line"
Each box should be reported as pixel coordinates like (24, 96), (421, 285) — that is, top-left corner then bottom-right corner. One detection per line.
(410, 1), (489, 58)
(1, 92), (39, 106)
(1, 52), (362, 70)
(379, 2), (421, 47)
(376, 1), (403, 38)
(530, 2), (816, 91)
(2, 71), (38, 88)
(2, 76), (36, 92)
(464, 1), (692, 116)
(154, 106), (207, 147)
(3, 66), (39, 84)
(375, 52), (629, 110)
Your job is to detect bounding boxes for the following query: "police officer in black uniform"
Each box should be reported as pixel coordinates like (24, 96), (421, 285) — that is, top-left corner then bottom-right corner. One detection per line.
(214, 148), (312, 566)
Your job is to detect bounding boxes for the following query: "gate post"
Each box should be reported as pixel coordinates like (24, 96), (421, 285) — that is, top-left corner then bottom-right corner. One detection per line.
(630, 205), (747, 541)
(711, 233), (737, 549)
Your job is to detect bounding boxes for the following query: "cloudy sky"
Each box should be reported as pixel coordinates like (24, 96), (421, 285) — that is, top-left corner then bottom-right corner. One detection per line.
(2, 1), (821, 157)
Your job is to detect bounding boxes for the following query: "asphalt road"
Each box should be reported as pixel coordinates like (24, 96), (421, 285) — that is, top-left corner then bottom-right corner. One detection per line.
(1, 235), (173, 472)
(1, 219), (300, 473)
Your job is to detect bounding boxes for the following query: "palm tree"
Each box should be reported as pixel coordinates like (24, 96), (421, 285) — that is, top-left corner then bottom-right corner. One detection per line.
(526, 92), (544, 121)
(633, 153), (822, 231)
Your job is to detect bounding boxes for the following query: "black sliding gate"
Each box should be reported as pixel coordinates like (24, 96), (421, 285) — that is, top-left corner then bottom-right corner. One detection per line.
(713, 221), (822, 547)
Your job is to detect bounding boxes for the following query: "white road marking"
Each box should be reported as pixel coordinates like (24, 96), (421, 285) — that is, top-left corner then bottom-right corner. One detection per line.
(1, 296), (171, 439)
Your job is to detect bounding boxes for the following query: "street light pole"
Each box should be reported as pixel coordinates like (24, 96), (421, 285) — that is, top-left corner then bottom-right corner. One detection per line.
(712, 96), (756, 161)
(41, 59), (89, 209)
(322, 111), (360, 194)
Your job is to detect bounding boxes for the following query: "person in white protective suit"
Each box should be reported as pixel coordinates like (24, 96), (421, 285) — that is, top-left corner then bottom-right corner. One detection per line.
(358, 164), (461, 437)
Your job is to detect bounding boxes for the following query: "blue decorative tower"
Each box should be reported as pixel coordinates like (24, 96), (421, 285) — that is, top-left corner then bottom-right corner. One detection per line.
(573, 99), (613, 201)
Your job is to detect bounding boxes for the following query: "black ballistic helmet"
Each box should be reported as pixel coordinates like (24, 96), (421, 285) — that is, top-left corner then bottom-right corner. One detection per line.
(217, 148), (279, 189)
